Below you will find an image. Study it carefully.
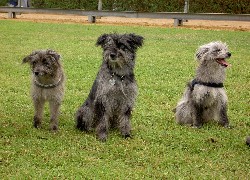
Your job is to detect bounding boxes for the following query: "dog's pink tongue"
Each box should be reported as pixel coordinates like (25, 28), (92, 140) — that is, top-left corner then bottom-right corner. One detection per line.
(217, 59), (230, 67)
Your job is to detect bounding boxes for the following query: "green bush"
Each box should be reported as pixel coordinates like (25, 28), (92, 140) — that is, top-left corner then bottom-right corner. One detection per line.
(30, 0), (250, 14)
(190, 0), (250, 14)
(0, 0), (8, 6)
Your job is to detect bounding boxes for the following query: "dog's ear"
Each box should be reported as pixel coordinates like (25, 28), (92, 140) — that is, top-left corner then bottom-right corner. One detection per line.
(22, 51), (39, 64)
(22, 55), (31, 64)
(47, 49), (61, 61)
(195, 46), (209, 60)
(127, 34), (144, 50)
(96, 34), (109, 47)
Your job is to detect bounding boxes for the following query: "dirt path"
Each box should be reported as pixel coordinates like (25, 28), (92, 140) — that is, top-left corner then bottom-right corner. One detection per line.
(1, 13), (250, 31)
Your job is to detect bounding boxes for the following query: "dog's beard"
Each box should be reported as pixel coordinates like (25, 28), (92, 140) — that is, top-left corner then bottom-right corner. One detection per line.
(104, 51), (128, 70)
(108, 57), (126, 69)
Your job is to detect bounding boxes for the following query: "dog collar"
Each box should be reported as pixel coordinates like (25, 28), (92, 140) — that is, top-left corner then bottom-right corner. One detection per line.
(34, 74), (63, 89)
(191, 79), (224, 91)
(109, 73), (125, 86)
(111, 73), (125, 81)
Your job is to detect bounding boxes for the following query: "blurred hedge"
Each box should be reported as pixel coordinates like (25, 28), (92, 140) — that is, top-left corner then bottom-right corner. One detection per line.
(11, 0), (250, 14)
(0, 0), (9, 6)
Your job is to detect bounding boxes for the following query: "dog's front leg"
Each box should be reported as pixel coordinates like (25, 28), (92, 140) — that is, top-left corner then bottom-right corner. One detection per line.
(119, 107), (132, 138)
(219, 104), (230, 127)
(33, 99), (45, 128)
(193, 103), (203, 128)
(95, 101), (109, 141)
(96, 114), (109, 142)
(49, 101), (61, 131)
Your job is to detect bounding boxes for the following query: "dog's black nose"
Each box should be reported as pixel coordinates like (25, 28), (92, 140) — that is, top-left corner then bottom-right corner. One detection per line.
(227, 52), (231, 57)
(110, 53), (116, 60)
(34, 72), (39, 76)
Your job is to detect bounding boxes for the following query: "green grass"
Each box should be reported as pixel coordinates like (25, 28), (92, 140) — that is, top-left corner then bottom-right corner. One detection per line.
(0, 20), (249, 179)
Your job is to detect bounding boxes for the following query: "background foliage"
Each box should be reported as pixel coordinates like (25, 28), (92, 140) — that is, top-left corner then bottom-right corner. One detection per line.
(1, 0), (249, 14)
(32, 0), (250, 14)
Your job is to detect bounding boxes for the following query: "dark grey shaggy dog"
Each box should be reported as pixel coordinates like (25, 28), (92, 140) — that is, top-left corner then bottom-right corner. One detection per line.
(76, 33), (144, 141)
(174, 42), (231, 128)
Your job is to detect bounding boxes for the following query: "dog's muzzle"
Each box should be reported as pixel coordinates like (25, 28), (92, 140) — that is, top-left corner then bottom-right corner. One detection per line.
(216, 52), (231, 67)
(34, 71), (45, 76)
(109, 53), (116, 60)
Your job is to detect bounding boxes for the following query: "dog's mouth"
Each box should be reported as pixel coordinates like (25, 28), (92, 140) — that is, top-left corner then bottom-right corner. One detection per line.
(216, 58), (230, 67)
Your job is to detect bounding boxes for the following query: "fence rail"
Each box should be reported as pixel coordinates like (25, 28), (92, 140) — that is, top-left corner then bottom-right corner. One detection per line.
(0, 7), (250, 26)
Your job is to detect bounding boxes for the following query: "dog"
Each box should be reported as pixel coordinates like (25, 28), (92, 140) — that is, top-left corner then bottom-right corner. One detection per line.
(246, 136), (250, 147)
(174, 41), (231, 128)
(23, 49), (65, 131)
(76, 33), (144, 141)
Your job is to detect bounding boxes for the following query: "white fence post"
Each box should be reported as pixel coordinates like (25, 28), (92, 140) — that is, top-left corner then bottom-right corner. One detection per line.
(183, 0), (189, 22)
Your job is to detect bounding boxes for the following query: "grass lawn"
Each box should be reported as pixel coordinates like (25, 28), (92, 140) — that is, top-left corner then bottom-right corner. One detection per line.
(0, 20), (249, 179)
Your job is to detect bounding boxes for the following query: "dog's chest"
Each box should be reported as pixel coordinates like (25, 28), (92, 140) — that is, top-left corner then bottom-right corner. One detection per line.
(193, 85), (227, 106)
(32, 85), (64, 103)
(106, 78), (135, 96)
(98, 76), (137, 105)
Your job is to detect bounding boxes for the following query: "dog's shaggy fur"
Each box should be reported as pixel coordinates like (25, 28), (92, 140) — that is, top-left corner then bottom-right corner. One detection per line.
(174, 41), (231, 128)
(76, 33), (144, 141)
(23, 49), (65, 131)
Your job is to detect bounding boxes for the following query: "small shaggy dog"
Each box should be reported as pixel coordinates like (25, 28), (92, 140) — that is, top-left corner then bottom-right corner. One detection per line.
(246, 136), (250, 147)
(76, 33), (144, 141)
(23, 49), (65, 131)
(174, 41), (231, 128)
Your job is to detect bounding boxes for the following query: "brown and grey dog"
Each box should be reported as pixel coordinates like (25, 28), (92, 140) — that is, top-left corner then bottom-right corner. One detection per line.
(174, 41), (231, 128)
(23, 49), (65, 131)
(76, 33), (144, 141)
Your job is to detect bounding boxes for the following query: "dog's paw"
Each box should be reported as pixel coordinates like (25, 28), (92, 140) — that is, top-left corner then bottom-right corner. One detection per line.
(123, 133), (132, 139)
(50, 125), (58, 132)
(33, 117), (41, 128)
(223, 124), (233, 129)
(97, 133), (107, 142)
(33, 123), (41, 129)
(246, 136), (250, 147)
(192, 124), (202, 129)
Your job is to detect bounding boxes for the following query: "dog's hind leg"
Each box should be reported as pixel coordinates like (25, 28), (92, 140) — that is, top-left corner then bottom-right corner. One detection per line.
(118, 107), (132, 138)
(49, 101), (61, 131)
(33, 99), (45, 128)
(218, 104), (230, 127)
(76, 104), (93, 132)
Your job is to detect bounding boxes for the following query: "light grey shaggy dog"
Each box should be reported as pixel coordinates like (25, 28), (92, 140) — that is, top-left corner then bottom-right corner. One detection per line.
(76, 33), (144, 141)
(23, 49), (65, 131)
(174, 41), (231, 128)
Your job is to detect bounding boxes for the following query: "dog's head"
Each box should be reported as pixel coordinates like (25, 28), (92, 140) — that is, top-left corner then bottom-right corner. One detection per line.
(96, 33), (144, 71)
(195, 41), (231, 67)
(22, 49), (61, 77)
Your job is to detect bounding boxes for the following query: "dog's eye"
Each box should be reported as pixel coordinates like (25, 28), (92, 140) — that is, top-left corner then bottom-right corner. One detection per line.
(32, 61), (36, 66)
(214, 49), (221, 53)
(119, 44), (127, 50)
(42, 59), (50, 66)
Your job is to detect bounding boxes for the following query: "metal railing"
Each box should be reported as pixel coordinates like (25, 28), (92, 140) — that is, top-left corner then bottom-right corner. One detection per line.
(0, 7), (249, 26)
